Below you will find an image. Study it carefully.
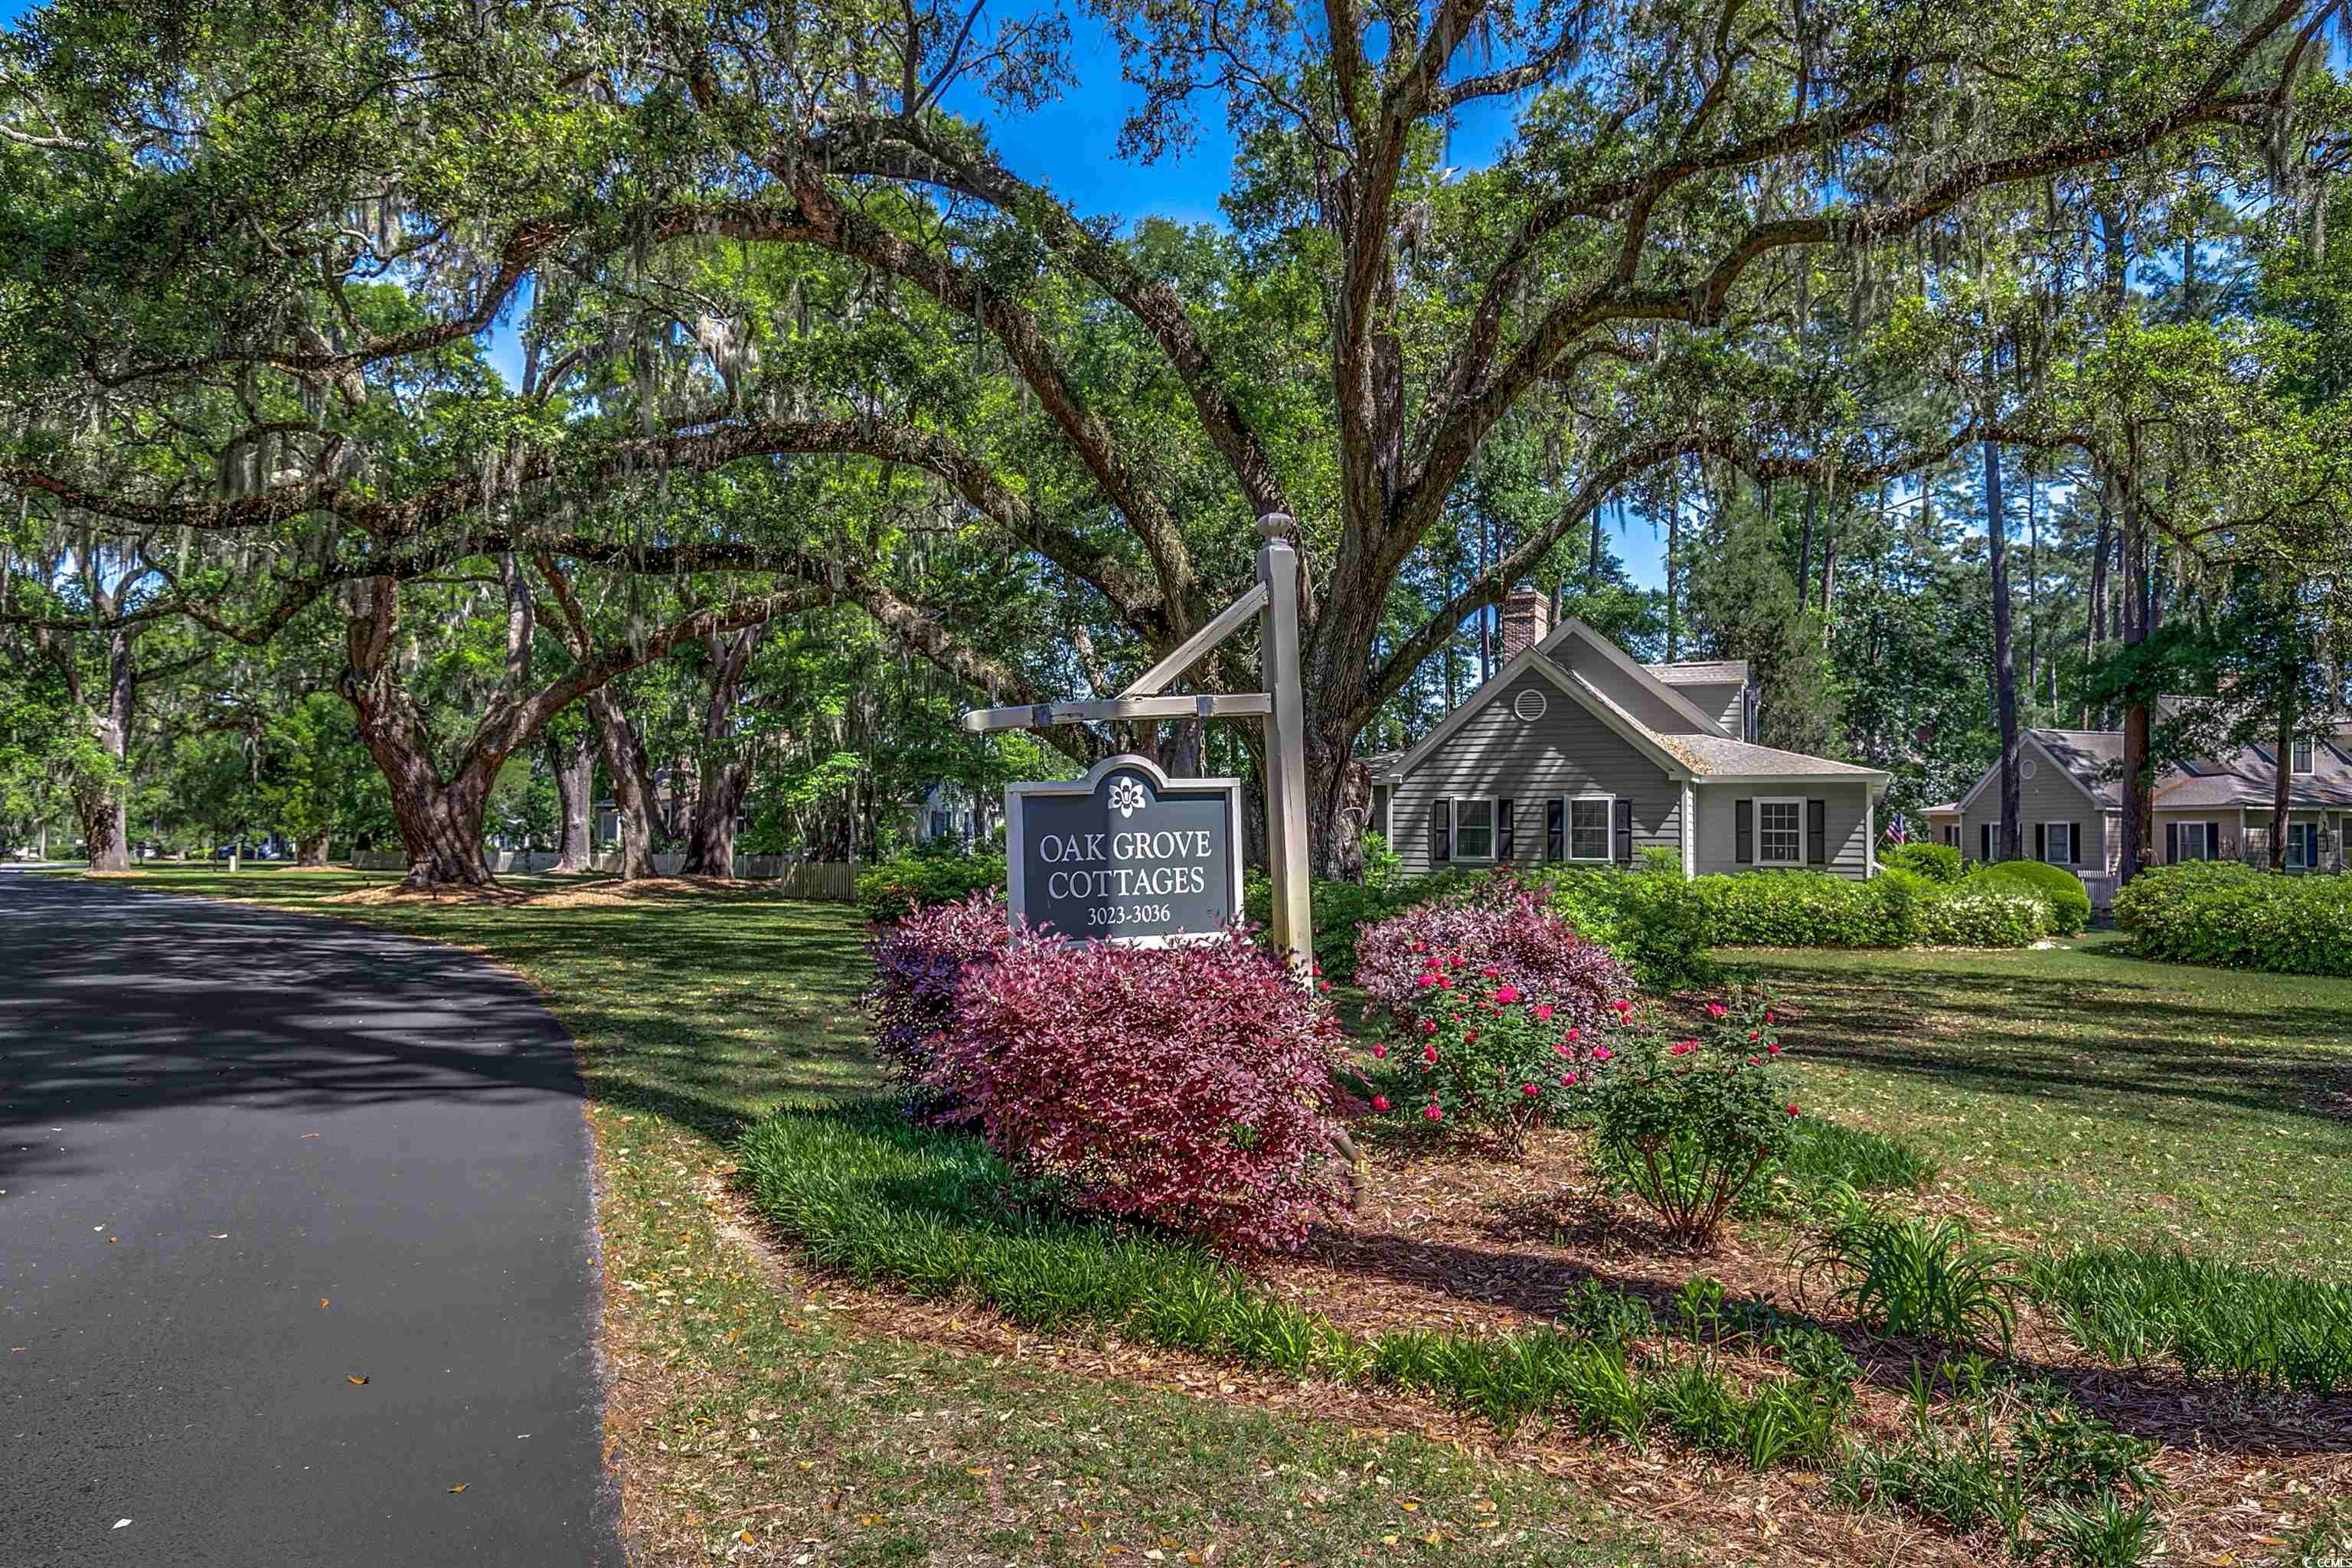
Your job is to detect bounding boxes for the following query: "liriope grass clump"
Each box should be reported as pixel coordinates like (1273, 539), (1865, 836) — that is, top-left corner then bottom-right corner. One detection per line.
(2027, 1246), (2352, 1393)
(1798, 1186), (2024, 1350)
(1829, 1380), (2166, 1566)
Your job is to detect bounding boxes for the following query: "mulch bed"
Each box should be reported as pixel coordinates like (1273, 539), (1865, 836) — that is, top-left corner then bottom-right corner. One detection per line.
(719, 1119), (2351, 1566)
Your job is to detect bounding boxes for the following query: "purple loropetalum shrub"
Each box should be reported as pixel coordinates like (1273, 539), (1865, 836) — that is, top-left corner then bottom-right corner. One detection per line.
(930, 926), (1355, 1253)
(863, 890), (1012, 1114)
(1356, 874), (1633, 1044)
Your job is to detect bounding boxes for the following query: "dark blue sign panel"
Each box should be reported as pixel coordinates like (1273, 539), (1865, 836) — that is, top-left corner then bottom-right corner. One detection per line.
(1006, 756), (1243, 944)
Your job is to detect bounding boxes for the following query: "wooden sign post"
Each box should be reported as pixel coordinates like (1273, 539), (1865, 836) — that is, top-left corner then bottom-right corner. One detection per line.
(964, 515), (1315, 977)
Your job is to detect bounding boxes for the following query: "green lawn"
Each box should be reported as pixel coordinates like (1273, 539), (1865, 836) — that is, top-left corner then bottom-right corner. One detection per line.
(1731, 933), (2352, 1274)
(67, 867), (1668, 1568)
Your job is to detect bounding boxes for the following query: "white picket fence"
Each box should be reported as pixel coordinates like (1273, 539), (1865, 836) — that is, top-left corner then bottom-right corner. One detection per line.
(345, 848), (859, 900)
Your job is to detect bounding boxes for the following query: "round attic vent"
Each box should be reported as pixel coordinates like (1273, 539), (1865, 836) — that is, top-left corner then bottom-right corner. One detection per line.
(2021, 757), (2038, 781)
(1514, 688), (1548, 723)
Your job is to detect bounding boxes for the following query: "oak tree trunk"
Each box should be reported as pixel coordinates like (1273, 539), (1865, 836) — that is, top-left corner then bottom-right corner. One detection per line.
(682, 758), (747, 876)
(586, 685), (660, 880)
(682, 625), (763, 877)
(297, 834), (332, 867)
(548, 731), (596, 873)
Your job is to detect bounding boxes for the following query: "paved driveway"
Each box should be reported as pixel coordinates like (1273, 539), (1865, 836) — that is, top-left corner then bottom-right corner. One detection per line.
(0, 874), (619, 1566)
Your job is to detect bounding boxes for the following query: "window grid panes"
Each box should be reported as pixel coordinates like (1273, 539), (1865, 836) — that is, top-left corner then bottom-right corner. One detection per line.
(1568, 799), (1610, 861)
(2044, 824), (2073, 865)
(1759, 801), (1802, 864)
(2292, 739), (2316, 774)
(1455, 799), (1494, 860)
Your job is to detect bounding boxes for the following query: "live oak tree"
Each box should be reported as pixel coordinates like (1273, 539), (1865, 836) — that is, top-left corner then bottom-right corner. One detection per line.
(5, 0), (2349, 880)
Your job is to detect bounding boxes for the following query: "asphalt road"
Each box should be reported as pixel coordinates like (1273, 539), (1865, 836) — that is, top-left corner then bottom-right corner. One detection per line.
(1, 873), (621, 1566)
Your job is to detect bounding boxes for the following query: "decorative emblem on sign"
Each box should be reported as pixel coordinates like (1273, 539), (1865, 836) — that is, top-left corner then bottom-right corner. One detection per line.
(1109, 777), (1148, 818)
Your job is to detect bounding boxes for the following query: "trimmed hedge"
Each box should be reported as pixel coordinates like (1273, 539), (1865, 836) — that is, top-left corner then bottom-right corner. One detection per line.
(1879, 841), (1965, 884)
(2113, 862), (2352, 976)
(1694, 867), (2053, 949)
(1965, 860), (2090, 934)
(856, 847), (1007, 922)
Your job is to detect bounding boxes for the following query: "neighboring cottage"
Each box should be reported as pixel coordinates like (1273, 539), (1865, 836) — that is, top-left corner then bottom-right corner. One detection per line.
(1922, 718), (2352, 899)
(1368, 588), (1890, 880)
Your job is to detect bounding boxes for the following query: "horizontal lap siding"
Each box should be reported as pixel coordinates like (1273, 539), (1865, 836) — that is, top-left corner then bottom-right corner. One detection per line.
(1670, 681), (1744, 737)
(1959, 764), (2109, 868)
(1391, 671), (1680, 877)
(1691, 783), (1873, 880)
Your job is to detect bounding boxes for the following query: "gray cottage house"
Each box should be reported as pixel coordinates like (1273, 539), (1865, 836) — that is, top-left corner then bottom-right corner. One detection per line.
(1369, 589), (1890, 880)
(1922, 717), (2352, 906)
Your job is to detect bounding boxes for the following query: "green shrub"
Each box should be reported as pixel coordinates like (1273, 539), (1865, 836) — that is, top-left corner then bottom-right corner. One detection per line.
(1966, 860), (2091, 934)
(855, 848), (1008, 922)
(2112, 863), (2352, 976)
(1530, 861), (1715, 991)
(1916, 884), (2055, 946)
(1690, 867), (2052, 950)
(1798, 1187), (2024, 1350)
(2027, 1245), (2352, 1393)
(1882, 841), (1966, 884)
(1247, 872), (1417, 983)
(1696, 869), (1896, 946)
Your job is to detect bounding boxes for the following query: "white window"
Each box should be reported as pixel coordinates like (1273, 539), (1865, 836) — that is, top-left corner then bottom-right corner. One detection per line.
(2176, 822), (2214, 861)
(1566, 795), (1613, 861)
(1452, 798), (1496, 861)
(2292, 738), (2317, 775)
(2043, 822), (2074, 866)
(2286, 822), (2317, 870)
(1757, 798), (1805, 866)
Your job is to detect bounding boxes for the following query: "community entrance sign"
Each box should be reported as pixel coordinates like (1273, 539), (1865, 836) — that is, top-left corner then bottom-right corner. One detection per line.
(1006, 756), (1241, 944)
(964, 517), (1314, 969)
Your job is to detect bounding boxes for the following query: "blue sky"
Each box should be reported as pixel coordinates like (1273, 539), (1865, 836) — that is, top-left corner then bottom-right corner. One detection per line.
(0, 3), (1670, 584)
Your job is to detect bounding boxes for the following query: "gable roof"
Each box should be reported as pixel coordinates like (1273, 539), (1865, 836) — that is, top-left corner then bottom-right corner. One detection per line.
(1954, 730), (2120, 813)
(1377, 629), (1886, 789)
(1669, 735), (1886, 780)
(1938, 726), (2352, 816)
(1383, 642), (1698, 784)
(1644, 659), (1750, 688)
(1537, 619), (1730, 737)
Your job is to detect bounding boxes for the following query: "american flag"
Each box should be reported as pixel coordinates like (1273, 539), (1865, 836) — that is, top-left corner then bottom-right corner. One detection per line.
(1882, 813), (1910, 846)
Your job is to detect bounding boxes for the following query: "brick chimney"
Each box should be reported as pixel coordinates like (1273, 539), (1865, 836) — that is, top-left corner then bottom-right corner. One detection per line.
(1499, 583), (1552, 662)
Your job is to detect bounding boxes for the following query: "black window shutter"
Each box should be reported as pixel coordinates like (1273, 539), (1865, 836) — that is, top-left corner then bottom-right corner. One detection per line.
(1614, 799), (1634, 864)
(1807, 799), (1828, 865)
(2207, 820), (2220, 861)
(2166, 822), (2179, 864)
(1431, 798), (1452, 863)
(1735, 799), (1753, 864)
(1981, 822), (1993, 863)
(2035, 823), (2047, 862)
(1546, 799), (1564, 862)
(2071, 822), (2083, 865)
(1497, 800), (1516, 864)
